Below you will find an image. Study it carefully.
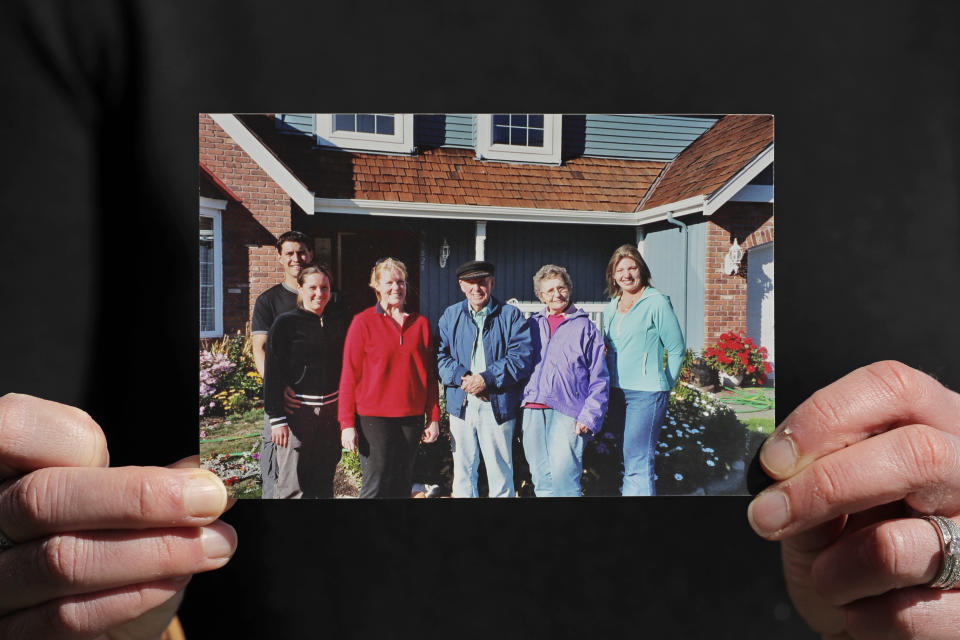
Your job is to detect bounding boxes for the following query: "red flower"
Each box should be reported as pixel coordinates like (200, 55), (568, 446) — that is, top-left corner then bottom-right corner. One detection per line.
(738, 352), (750, 365)
(756, 375), (766, 384)
(718, 354), (732, 364)
(746, 364), (756, 373)
(764, 362), (772, 373)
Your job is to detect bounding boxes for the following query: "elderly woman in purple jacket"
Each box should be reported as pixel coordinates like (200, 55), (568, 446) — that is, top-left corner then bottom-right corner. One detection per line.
(521, 265), (609, 497)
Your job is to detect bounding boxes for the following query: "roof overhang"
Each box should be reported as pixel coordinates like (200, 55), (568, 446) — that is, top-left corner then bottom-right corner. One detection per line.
(313, 198), (640, 226)
(213, 113), (771, 227)
(703, 143), (774, 215)
(636, 142), (774, 221)
(208, 114), (315, 214)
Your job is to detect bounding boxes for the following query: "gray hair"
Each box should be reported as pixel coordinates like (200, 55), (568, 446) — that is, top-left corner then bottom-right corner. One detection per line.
(532, 264), (573, 298)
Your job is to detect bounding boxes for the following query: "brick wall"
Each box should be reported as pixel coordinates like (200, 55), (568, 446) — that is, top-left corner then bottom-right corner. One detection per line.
(199, 114), (293, 334)
(703, 202), (773, 347)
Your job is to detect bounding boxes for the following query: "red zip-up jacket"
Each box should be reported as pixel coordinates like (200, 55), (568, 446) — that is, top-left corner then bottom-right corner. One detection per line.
(338, 304), (441, 429)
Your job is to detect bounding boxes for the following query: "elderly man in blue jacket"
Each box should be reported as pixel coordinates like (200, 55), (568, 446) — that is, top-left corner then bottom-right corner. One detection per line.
(437, 260), (534, 497)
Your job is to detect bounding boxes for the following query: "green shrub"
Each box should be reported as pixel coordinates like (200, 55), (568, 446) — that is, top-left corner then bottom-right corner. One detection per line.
(654, 386), (745, 494)
(340, 450), (362, 485)
(582, 383), (747, 496)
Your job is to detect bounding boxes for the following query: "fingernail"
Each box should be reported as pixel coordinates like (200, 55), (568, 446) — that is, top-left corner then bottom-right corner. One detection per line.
(201, 521), (237, 560)
(184, 474), (227, 517)
(749, 490), (790, 534)
(760, 433), (797, 477)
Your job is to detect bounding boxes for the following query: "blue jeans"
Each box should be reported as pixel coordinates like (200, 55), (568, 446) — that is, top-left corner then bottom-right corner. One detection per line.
(521, 408), (585, 497)
(449, 395), (516, 498)
(607, 387), (668, 496)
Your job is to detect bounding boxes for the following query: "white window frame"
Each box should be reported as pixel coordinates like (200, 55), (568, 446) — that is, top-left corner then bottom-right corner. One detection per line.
(199, 197), (226, 338)
(315, 114), (415, 153)
(476, 114), (562, 164)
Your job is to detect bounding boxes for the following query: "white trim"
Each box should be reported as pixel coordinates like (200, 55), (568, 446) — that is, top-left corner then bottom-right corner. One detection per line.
(704, 144), (774, 215)
(311, 176), (770, 228)
(199, 203), (224, 338)
(729, 184), (774, 203)
(199, 196), (228, 211)
(634, 195), (707, 223)
(476, 114), (562, 165)
(314, 197), (640, 226)
(208, 114), (315, 214)
(475, 221), (487, 260)
(316, 114), (414, 154)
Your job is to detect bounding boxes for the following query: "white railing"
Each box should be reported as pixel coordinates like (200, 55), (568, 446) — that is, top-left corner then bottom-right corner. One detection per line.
(505, 299), (607, 333)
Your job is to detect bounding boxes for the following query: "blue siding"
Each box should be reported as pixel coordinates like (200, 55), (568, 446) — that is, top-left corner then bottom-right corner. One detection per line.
(275, 113), (714, 160)
(444, 114), (474, 148)
(274, 113), (315, 135)
(418, 221), (477, 328)
(640, 219), (706, 352)
(406, 115), (477, 149)
(485, 223), (635, 304)
(564, 114), (718, 162)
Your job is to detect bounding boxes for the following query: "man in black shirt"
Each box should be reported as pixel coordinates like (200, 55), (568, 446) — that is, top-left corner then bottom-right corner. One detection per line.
(250, 231), (314, 499)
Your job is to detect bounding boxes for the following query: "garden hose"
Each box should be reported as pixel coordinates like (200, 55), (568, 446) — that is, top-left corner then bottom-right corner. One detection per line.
(199, 432), (260, 444)
(720, 388), (774, 412)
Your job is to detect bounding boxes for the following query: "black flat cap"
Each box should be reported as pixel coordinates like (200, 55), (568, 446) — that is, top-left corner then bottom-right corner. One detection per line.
(456, 260), (495, 280)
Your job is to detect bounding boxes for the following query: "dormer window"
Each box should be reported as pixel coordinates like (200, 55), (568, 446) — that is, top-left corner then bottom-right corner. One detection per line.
(492, 114), (543, 146)
(316, 113), (414, 153)
(476, 113), (562, 164)
(334, 113), (395, 135)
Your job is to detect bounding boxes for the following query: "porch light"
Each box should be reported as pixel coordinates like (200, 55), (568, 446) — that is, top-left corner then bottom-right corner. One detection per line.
(723, 238), (744, 275)
(439, 237), (450, 268)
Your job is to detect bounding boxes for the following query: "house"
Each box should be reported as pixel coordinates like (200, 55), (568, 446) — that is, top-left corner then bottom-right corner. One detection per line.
(199, 113), (773, 371)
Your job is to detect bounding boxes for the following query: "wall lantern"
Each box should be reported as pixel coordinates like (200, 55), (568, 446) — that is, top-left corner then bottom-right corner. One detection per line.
(439, 237), (450, 268)
(723, 238), (744, 275)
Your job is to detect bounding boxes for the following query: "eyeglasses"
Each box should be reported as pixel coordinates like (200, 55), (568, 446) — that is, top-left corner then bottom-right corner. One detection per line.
(541, 286), (570, 298)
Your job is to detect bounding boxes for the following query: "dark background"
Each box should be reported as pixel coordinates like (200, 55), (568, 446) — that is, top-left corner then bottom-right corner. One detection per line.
(1, 1), (958, 637)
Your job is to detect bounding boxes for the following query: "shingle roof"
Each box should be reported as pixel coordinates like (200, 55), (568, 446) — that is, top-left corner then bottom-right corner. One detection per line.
(638, 114), (773, 210)
(238, 115), (664, 213)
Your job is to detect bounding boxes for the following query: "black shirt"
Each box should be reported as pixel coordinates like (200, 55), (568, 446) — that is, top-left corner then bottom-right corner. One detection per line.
(251, 282), (298, 334)
(263, 307), (346, 426)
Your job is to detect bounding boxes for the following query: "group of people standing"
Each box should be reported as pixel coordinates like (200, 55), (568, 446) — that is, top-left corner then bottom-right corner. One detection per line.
(251, 231), (685, 499)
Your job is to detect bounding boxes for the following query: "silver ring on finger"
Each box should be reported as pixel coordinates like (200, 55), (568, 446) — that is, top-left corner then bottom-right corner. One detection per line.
(0, 526), (16, 552)
(923, 515), (960, 590)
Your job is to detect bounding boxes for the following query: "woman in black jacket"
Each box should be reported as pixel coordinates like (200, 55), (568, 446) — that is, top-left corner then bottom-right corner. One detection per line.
(263, 264), (346, 498)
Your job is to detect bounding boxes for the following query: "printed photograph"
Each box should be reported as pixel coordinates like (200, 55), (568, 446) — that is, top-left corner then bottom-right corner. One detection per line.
(198, 113), (774, 499)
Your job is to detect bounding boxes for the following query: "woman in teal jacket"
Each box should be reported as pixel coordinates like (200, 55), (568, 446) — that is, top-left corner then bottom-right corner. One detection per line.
(602, 245), (685, 496)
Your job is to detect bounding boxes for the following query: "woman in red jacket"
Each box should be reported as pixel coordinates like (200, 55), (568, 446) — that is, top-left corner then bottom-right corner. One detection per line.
(338, 258), (441, 498)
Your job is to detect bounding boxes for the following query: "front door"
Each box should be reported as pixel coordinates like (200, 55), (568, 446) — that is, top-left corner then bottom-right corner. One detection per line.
(338, 230), (420, 320)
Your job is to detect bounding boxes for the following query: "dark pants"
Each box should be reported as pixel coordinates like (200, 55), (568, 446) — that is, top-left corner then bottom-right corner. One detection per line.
(356, 415), (422, 498)
(275, 404), (341, 499)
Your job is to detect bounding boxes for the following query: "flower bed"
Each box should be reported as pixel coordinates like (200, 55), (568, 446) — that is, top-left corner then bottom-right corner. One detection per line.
(583, 383), (749, 496)
(199, 332), (263, 417)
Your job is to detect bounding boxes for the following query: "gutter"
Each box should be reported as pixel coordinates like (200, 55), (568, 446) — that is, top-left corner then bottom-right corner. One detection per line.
(665, 212), (688, 340)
